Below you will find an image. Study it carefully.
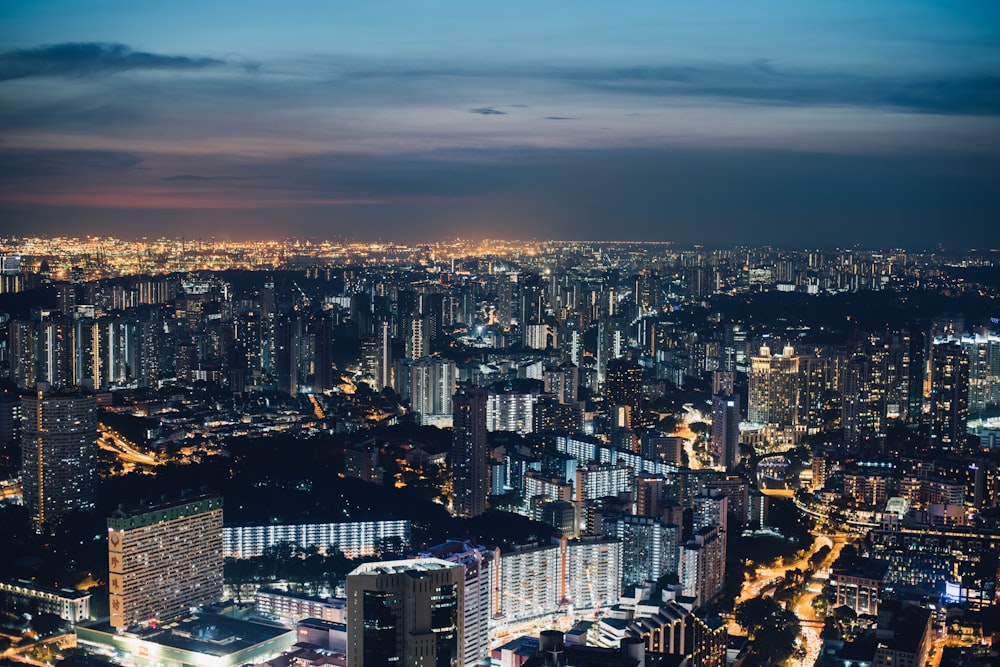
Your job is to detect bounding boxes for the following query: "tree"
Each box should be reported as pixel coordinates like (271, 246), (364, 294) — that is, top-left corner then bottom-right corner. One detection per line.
(735, 595), (801, 664)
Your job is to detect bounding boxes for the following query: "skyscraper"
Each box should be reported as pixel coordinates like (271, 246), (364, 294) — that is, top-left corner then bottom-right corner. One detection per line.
(420, 540), (491, 667)
(346, 558), (463, 667)
(678, 526), (725, 607)
(408, 357), (457, 424)
(20, 389), (97, 532)
(107, 495), (224, 630)
(603, 515), (676, 592)
(842, 354), (875, 448)
(605, 359), (642, 424)
(452, 387), (488, 518)
(929, 339), (970, 453)
(748, 344), (800, 425)
(711, 394), (740, 471)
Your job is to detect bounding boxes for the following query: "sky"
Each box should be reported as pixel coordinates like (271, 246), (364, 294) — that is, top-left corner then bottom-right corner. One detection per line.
(1, 0), (998, 247)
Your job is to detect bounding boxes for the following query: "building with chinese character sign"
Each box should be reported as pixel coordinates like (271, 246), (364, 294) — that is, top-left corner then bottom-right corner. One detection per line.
(108, 495), (223, 630)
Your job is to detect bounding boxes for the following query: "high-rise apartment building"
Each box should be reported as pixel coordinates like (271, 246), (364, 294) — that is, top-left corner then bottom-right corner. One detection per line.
(962, 331), (1000, 417)
(603, 515), (679, 592)
(108, 495), (223, 630)
(452, 387), (488, 518)
(678, 525), (725, 607)
(929, 339), (970, 453)
(346, 558), (463, 667)
(407, 356), (457, 424)
(842, 353), (875, 448)
(21, 389), (97, 531)
(605, 359), (642, 425)
(748, 344), (801, 429)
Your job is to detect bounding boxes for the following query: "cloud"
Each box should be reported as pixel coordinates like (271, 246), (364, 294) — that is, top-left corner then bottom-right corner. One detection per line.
(161, 174), (254, 181)
(572, 63), (1000, 116)
(469, 107), (507, 115)
(544, 116), (579, 120)
(0, 42), (224, 81)
(0, 149), (143, 179)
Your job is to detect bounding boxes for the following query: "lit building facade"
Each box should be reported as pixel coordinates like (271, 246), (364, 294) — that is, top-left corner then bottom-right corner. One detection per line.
(0, 579), (91, 623)
(452, 387), (488, 518)
(490, 537), (621, 628)
(254, 588), (346, 625)
(929, 339), (970, 453)
(108, 495), (223, 630)
(223, 519), (411, 559)
(20, 389), (97, 531)
(748, 344), (801, 430)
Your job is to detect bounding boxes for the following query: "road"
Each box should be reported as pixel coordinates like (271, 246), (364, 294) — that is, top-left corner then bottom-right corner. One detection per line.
(0, 633), (76, 667)
(734, 527), (850, 666)
(97, 423), (160, 468)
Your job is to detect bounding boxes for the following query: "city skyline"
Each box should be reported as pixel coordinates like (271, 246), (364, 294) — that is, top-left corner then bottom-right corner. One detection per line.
(1, 236), (998, 665)
(1, 1), (998, 247)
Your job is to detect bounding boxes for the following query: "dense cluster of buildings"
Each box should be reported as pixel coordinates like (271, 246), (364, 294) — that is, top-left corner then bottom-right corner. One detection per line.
(1, 238), (999, 665)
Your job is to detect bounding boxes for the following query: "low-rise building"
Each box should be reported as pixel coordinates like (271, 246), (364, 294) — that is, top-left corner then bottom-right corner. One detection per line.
(0, 579), (91, 623)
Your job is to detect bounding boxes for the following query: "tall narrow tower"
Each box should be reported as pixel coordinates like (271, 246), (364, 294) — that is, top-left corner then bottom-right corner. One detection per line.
(929, 339), (970, 453)
(451, 387), (488, 518)
(20, 389), (97, 532)
(711, 394), (741, 471)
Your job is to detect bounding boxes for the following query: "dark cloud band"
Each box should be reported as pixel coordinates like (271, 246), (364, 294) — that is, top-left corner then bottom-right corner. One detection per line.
(0, 42), (223, 81)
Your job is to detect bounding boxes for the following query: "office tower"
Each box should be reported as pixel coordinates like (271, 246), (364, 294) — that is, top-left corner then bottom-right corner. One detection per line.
(107, 495), (223, 630)
(711, 394), (740, 471)
(872, 330), (912, 423)
(21, 389), (97, 531)
(420, 540), (491, 667)
(605, 359), (642, 424)
(799, 352), (841, 433)
(346, 558), (463, 667)
(452, 387), (488, 518)
(350, 292), (373, 338)
(929, 339), (970, 453)
(712, 370), (735, 396)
